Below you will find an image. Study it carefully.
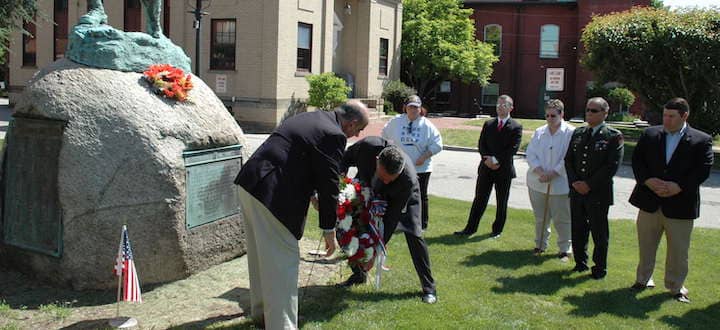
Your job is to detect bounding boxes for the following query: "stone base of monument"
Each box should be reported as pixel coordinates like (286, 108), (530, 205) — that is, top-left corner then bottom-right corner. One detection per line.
(0, 58), (249, 290)
(108, 317), (138, 329)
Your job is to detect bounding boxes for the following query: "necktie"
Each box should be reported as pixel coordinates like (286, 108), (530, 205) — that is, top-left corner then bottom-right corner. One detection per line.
(497, 119), (504, 132)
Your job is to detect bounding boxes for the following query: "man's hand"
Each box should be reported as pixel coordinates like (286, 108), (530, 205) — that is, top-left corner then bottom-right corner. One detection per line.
(323, 230), (336, 257)
(483, 157), (500, 170)
(659, 182), (682, 198)
(572, 181), (591, 195)
(415, 155), (427, 166)
(645, 178), (668, 196)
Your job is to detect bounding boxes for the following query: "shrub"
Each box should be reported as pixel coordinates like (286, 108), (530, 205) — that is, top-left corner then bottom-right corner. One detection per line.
(607, 87), (636, 112)
(382, 80), (416, 115)
(306, 73), (350, 111)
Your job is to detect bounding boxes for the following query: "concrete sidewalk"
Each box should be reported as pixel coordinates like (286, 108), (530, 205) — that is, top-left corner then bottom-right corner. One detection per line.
(0, 98), (10, 139)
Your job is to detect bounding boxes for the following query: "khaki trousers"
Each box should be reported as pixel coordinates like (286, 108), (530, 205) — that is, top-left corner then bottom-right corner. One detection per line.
(528, 189), (572, 253)
(635, 209), (693, 295)
(239, 187), (299, 330)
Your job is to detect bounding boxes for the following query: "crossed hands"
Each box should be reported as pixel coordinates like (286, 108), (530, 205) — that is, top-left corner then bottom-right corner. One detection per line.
(533, 167), (559, 183)
(571, 181), (591, 195)
(483, 156), (500, 170)
(645, 177), (682, 198)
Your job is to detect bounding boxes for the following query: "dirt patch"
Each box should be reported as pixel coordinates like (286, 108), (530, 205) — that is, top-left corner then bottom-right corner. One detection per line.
(0, 237), (344, 329)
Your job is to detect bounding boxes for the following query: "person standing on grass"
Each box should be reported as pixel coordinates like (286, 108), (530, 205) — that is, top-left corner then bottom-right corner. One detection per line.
(337, 138), (437, 304)
(454, 95), (522, 239)
(382, 95), (443, 231)
(628, 97), (713, 303)
(234, 101), (369, 329)
(564, 97), (623, 280)
(525, 99), (575, 261)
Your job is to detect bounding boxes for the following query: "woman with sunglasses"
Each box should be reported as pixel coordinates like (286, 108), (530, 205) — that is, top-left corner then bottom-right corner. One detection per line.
(525, 99), (575, 261)
(381, 95), (443, 230)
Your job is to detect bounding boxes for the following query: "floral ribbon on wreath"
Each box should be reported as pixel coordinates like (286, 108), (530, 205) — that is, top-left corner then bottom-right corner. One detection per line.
(335, 176), (387, 273)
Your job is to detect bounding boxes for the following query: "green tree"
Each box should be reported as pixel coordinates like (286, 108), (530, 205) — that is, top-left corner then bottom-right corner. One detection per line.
(0, 0), (37, 65)
(607, 87), (636, 113)
(650, 0), (667, 10)
(582, 7), (720, 134)
(401, 0), (497, 99)
(305, 72), (350, 111)
(381, 80), (416, 114)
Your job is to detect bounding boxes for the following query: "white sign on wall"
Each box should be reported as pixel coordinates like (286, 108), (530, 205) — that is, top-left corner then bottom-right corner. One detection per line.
(215, 75), (227, 94)
(546, 68), (564, 92)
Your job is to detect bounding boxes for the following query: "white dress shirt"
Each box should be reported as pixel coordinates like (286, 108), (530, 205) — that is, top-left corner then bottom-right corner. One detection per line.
(525, 121), (575, 195)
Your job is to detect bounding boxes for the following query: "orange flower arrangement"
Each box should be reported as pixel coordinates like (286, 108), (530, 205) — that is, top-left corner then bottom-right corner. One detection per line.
(143, 64), (194, 102)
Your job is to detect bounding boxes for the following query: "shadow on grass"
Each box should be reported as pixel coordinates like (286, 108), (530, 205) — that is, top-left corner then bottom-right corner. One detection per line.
(461, 249), (555, 269)
(425, 233), (493, 246)
(59, 318), (114, 330)
(0, 270), (116, 309)
(563, 287), (666, 319)
(166, 312), (247, 330)
(491, 269), (589, 295)
(660, 301), (720, 327)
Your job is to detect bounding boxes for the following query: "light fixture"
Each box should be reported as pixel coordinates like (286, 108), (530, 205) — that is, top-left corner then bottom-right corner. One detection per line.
(344, 2), (352, 15)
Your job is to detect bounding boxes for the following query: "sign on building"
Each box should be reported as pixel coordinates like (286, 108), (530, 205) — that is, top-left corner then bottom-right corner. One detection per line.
(215, 75), (227, 94)
(546, 68), (564, 92)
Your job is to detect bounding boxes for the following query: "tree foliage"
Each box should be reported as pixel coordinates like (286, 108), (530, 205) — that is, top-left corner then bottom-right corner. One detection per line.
(305, 72), (350, 111)
(607, 87), (636, 112)
(582, 7), (720, 135)
(401, 0), (497, 99)
(0, 0), (37, 65)
(381, 80), (416, 114)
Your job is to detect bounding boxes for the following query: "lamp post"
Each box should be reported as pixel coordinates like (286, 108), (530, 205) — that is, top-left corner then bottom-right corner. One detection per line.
(187, 0), (211, 77)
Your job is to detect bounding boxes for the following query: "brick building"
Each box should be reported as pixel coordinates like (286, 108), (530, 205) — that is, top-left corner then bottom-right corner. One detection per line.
(437, 0), (649, 119)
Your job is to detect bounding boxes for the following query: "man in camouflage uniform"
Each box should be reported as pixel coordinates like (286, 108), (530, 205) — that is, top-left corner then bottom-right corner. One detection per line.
(564, 97), (623, 279)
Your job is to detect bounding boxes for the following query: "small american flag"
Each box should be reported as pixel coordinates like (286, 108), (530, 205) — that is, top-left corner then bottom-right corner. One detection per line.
(114, 225), (142, 302)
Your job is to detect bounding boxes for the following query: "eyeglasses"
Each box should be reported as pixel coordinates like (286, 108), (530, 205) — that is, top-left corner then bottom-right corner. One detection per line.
(496, 104), (511, 109)
(586, 108), (603, 113)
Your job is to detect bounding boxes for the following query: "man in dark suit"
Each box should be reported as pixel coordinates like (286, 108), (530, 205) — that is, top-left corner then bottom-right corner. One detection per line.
(565, 97), (623, 279)
(338, 137), (437, 304)
(454, 95), (523, 238)
(234, 101), (369, 329)
(628, 97), (713, 303)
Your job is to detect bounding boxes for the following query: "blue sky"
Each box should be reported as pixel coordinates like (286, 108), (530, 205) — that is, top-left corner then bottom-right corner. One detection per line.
(663, 0), (717, 9)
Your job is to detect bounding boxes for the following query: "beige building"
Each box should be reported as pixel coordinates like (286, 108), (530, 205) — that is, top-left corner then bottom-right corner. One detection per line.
(7, 0), (403, 131)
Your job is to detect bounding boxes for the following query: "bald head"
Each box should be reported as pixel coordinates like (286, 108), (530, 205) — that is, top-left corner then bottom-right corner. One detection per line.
(337, 100), (370, 137)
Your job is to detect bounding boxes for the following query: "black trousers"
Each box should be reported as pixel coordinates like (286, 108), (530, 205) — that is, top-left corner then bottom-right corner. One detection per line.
(462, 171), (512, 235)
(570, 196), (610, 272)
(352, 224), (436, 295)
(417, 172), (431, 230)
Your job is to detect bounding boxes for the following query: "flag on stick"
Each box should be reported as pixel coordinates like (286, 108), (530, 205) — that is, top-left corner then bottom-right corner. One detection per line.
(114, 225), (142, 302)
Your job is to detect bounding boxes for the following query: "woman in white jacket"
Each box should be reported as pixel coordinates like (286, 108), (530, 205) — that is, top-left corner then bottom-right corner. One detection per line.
(382, 95), (443, 230)
(525, 99), (575, 261)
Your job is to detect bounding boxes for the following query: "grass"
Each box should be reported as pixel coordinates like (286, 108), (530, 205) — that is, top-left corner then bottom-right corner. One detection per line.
(38, 302), (71, 321)
(298, 196), (720, 329)
(466, 118), (547, 131)
(440, 128), (530, 152)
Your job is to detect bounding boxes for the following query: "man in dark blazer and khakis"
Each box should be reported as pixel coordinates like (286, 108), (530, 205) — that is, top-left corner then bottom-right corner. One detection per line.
(234, 101), (369, 329)
(629, 97), (713, 303)
(455, 95), (523, 238)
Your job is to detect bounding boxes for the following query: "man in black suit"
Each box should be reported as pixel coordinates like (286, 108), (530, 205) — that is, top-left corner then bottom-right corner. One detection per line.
(628, 97), (713, 303)
(338, 137), (437, 304)
(455, 95), (523, 238)
(565, 97), (623, 279)
(234, 101), (369, 329)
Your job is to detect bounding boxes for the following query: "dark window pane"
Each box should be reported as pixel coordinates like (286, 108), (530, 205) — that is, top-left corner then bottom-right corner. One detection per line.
(297, 23), (312, 71)
(54, 0), (68, 60)
(23, 19), (36, 67)
(379, 38), (388, 76)
(210, 19), (236, 70)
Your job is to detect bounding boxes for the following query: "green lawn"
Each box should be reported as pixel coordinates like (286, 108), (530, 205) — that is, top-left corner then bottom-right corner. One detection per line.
(297, 196), (720, 329)
(466, 118), (547, 131)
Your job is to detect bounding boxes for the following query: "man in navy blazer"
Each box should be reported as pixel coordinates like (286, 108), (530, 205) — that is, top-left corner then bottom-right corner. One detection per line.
(628, 97), (713, 303)
(234, 101), (369, 328)
(455, 95), (523, 238)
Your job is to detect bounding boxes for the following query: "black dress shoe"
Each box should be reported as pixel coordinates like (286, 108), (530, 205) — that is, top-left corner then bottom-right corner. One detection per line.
(337, 273), (366, 288)
(422, 293), (437, 304)
(489, 232), (502, 239)
(453, 230), (473, 236)
(571, 264), (589, 272)
(590, 271), (607, 280)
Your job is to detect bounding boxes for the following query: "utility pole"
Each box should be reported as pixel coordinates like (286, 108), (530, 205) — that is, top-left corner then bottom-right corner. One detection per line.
(188, 1), (209, 77)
